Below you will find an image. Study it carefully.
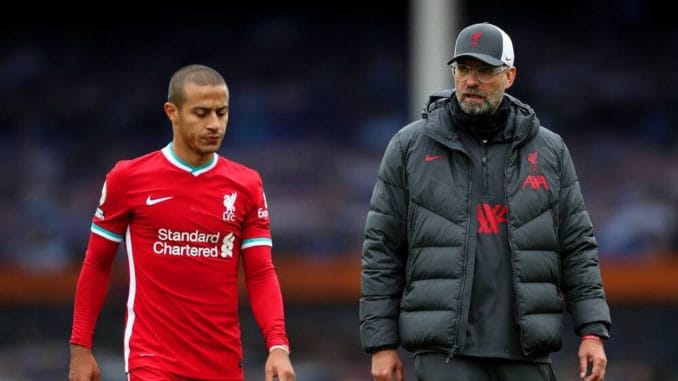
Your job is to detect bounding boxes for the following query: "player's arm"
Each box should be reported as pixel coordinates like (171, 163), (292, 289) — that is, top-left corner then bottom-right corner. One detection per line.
(241, 174), (290, 351)
(242, 244), (289, 352)
(71, 232), (120, 347)
(241, 173), (294, 380)
(242, 244), (294, 381)
(69, 232), (120, 380)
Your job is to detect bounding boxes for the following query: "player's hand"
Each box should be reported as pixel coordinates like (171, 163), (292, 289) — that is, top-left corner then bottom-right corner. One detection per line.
(371, 349), (403, 381)
(69, 344), (101, 381)
(578, 337), (607, 381)
(264, 347), (295, 381)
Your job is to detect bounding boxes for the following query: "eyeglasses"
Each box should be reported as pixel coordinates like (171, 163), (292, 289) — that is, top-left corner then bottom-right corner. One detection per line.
(450, 62), (509, 83)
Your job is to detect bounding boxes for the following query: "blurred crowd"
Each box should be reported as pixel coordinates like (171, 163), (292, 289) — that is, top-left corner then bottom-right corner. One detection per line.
(0, 1), (676, 380)
(1, 4), (675, 274)
(0, 7), (411, 271)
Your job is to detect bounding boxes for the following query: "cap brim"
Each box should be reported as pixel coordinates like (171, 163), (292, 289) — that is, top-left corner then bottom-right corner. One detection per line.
(447, 53), (504, 67)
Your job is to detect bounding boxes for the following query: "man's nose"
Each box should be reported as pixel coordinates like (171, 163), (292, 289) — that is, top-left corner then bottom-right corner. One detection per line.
(206, 112), (222, 129)
(465, 69), (481, 85)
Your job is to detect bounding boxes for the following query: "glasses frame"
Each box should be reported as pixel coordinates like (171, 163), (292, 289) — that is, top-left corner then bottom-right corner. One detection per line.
(450, 62), (509, 83)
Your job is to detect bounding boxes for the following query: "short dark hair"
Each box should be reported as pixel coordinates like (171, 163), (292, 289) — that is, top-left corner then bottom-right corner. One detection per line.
(167, 64), (226, 107)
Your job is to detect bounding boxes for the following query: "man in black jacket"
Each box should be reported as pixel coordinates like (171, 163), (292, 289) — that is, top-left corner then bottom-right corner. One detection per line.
(360, 22), (610, 381)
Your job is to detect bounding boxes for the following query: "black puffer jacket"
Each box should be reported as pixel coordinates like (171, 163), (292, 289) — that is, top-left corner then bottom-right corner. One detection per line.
(360, 90), (611, 357)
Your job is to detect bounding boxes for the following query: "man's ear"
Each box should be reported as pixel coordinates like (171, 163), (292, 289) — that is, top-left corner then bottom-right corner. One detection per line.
(505, 66), (517, 89)
(164, 102), (177, 124)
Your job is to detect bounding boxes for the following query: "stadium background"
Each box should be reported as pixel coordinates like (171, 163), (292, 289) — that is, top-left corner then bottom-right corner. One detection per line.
(0, 1), (676, 380)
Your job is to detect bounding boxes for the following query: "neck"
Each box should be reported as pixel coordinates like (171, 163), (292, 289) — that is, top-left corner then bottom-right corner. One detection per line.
(171, 142), (213, 167)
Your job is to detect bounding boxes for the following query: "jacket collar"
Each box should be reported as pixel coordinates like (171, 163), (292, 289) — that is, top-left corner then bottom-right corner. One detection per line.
(423, 89), (540, 149)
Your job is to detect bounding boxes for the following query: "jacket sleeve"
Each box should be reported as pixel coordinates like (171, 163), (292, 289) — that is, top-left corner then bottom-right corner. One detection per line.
(360, 132), (409, 353)
(557, 139), (611, 338)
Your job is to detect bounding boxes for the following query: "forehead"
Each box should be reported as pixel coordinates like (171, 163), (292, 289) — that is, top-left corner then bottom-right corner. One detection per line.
(182, 82), (229, 106)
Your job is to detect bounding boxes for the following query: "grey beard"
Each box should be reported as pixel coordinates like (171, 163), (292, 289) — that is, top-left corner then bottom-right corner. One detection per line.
(459, 100), (491, 115)
(457, 90), (504, 116)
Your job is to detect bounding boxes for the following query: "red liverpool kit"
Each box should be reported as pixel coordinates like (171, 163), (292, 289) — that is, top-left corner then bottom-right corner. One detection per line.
(71, 143), (289, 380)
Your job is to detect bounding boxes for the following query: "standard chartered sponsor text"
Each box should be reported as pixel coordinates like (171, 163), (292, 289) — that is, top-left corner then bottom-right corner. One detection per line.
(158, 228), (220, 242)
(154, 228), (221, 257)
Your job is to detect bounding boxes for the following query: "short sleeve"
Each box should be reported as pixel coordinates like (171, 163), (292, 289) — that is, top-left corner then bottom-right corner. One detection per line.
(240, 174), (272, 250)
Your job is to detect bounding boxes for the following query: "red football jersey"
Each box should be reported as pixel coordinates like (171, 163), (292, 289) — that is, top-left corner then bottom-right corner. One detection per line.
(81, 143), (281, 379)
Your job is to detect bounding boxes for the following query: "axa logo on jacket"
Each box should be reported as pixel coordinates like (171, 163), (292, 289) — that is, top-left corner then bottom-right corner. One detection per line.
(522, 151), (549, 190)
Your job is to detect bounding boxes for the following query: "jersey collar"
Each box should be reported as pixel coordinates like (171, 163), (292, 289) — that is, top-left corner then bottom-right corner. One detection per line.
(161, 143), (218, 176)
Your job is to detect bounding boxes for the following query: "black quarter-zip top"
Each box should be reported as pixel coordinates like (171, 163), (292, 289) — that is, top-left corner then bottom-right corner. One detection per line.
(452, 98), (531, 361)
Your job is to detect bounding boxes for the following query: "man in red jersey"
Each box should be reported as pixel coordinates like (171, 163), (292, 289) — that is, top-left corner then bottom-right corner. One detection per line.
(68, 64), (295, 381)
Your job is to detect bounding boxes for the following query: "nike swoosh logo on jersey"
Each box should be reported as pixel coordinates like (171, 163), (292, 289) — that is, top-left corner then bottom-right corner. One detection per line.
(425, 154), (445, 162)
(146, 196), (173, 206)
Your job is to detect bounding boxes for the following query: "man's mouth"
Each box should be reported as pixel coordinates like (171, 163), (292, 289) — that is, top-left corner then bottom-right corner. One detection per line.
(463, 92), (484, 100)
